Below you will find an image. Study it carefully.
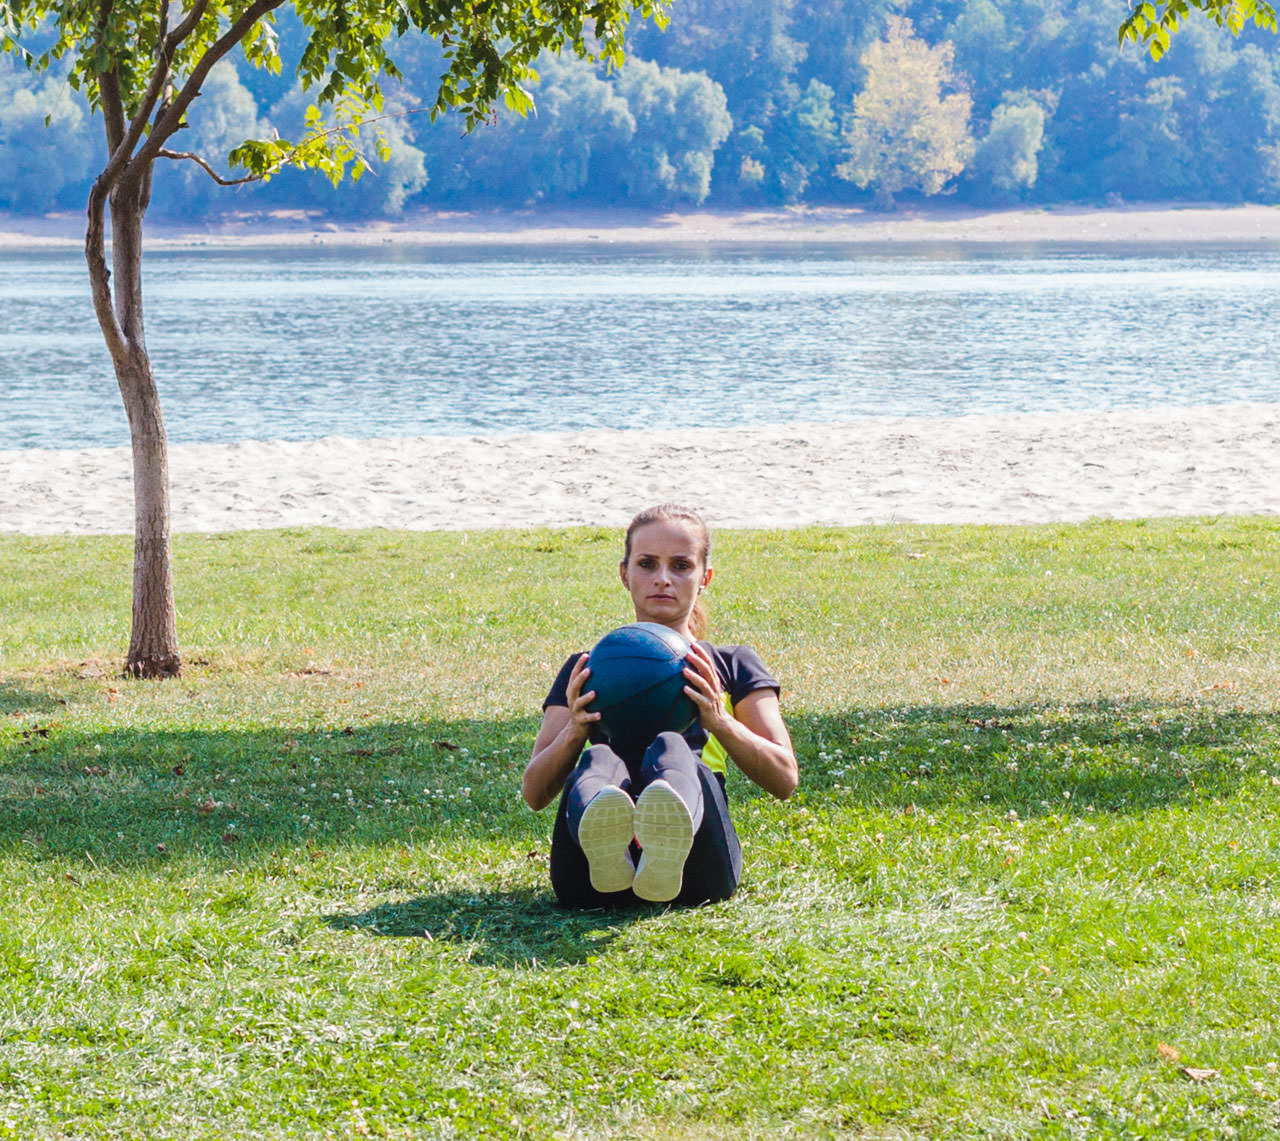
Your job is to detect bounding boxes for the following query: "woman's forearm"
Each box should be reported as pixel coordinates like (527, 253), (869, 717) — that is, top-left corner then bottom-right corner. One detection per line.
(522, 716), (589, 811)
(711, 715), (798, 800)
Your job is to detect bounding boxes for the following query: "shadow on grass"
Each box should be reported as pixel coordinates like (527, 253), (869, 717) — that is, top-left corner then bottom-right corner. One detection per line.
(0, 702), (1276, 867)
(790, 699), (1280, 818)
(325, 888), (646, 967)
(0, 680), (69, 716)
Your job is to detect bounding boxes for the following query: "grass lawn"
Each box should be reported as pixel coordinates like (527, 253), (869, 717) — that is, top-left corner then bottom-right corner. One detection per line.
(2, 516), (1279, 1139)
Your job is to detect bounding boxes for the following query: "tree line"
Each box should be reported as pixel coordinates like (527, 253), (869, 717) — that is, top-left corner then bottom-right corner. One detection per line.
(3, 0), (1280, 218)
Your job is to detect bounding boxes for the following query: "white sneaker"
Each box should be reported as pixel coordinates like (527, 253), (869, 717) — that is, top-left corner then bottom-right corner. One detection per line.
(577, 785), (636, 894)
(632, 780), (695, 903)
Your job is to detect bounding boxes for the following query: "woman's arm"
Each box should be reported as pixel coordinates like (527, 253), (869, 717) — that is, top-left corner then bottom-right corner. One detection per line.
(522, 655), (599, 811)
(683, 643), (799, 801)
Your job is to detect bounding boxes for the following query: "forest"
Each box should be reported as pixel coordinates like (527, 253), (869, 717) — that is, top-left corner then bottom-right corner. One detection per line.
(2, 0), (1279, 218)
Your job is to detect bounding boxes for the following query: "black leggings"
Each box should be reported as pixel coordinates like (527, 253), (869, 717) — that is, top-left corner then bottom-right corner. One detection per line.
(549, 731), (742, 908)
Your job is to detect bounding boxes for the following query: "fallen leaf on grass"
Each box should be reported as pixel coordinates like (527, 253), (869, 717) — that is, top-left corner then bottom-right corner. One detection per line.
(1181, 1067), (1219, 1083)
(1157, 1043), (1182, 1062)
(432, 740), (459, 751)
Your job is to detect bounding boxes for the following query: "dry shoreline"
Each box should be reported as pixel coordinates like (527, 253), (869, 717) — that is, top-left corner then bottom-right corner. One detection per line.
(5, 203), (1280, 250)
(4, 404), (1278, 536)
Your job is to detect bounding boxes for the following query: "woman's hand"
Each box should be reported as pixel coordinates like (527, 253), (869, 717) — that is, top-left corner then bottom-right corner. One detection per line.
(682, 642), (733, 735)
(565, 653), (601, 733)
(522, 654), (600, 811)
(683, 642), (798, 801)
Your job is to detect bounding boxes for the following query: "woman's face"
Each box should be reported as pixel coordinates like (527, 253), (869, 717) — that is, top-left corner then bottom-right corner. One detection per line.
(620, 519), (712, 633)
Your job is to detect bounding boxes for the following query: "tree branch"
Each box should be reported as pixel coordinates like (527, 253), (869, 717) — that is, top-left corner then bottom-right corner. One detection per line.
(85, 181), (128, 361)
(138, 0), (286, 168)
(157, 148), (263, 185)
(108, 0), (200, 184)
(95, 0), (127, 156)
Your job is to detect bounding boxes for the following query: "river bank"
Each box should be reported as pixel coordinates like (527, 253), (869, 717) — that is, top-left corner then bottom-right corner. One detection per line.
(4, 403), (1277, 534)
(5, 203), (1280, 250)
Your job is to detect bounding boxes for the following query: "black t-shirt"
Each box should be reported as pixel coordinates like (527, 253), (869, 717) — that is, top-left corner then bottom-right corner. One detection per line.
(542, 642), (779, 775)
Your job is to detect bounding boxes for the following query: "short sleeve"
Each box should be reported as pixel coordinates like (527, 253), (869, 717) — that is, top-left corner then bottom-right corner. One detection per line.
(706, 643), (780, 705)
(543, 653), (586, 710)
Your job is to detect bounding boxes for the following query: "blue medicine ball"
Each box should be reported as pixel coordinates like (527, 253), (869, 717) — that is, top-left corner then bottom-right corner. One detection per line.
(586, 622), (698, 746)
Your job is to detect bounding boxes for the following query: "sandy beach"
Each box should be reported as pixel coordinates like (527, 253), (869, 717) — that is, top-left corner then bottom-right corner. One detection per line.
(6, 202), (1280, 249)
(3, 404), (1277, 535)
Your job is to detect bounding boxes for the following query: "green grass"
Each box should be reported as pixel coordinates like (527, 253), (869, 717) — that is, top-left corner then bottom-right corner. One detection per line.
(2, 517), (1280, 1139)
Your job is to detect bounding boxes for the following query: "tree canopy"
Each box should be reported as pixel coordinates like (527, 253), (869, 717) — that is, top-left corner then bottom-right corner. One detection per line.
(6, 0), (1280, 216)
(837, 16), (974, 207)
(1120, 0), (1277, 59)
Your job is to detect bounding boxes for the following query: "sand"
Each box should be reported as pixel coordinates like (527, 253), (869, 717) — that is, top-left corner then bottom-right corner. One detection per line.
(5, 202), (1280, 249)
(2, 404), (1277, 535)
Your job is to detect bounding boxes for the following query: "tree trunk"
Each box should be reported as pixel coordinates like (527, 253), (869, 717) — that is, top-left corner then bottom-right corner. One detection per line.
(119, 349), (181, 678)
(86, 165), (182, 678)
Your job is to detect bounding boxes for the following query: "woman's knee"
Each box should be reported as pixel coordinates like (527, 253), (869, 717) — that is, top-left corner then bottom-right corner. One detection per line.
(643, 731), (698, 769)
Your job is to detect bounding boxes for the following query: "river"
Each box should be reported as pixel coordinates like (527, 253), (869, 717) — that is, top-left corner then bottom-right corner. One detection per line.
(3, 241), (1279, 450)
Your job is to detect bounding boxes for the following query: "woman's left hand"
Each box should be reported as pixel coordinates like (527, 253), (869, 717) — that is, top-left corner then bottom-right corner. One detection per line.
(683, 642), (732, 734)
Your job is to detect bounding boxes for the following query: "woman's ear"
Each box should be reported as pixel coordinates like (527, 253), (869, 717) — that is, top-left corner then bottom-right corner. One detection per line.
(701, 566), (714, 591)
(619, 561), (629, 587)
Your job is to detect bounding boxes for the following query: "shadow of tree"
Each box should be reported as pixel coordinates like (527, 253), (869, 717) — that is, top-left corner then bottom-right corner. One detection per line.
(787, 699), (1279, 817)
(324, 888), (647, 967)
(0, 716), (544, 865)
(0, 680), (69, 716)
(0, 702), (1274, 869)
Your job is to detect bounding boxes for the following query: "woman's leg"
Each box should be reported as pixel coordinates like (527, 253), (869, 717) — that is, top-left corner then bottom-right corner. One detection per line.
(633, 732), (740, 905)
(549, 745), (636, 908)
(632, 731), (701, 902)
(675, 767), (742, 906)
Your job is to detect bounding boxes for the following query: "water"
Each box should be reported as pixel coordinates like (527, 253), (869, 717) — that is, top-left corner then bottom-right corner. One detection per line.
(3, 241), (1280, 450)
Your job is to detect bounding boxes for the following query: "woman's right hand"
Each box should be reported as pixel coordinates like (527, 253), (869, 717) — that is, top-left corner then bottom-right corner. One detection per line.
(523, 653), (600, 810)
(565, 653), (601, 735)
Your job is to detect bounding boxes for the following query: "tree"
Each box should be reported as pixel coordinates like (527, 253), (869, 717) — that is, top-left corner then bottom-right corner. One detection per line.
(837, 16), (975, 208)
(0, 57), (99, 209)
(1120, 0), (1277, 59)
(413, 55), (636, 205)
(0, 0), (668, 677)
(969, 93), (1048, 198)
(609, 57), (731, 205)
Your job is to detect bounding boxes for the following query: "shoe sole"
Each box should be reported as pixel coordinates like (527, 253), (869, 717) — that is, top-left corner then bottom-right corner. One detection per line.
(577, 786), (635, 894)
(632, 780), (694, 903)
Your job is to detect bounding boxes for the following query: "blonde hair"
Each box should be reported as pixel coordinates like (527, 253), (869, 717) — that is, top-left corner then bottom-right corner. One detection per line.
(622, 503), (712, 640)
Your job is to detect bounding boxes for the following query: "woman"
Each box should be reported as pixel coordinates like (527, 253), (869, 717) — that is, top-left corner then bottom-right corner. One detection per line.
(522, 503), (798, 907)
